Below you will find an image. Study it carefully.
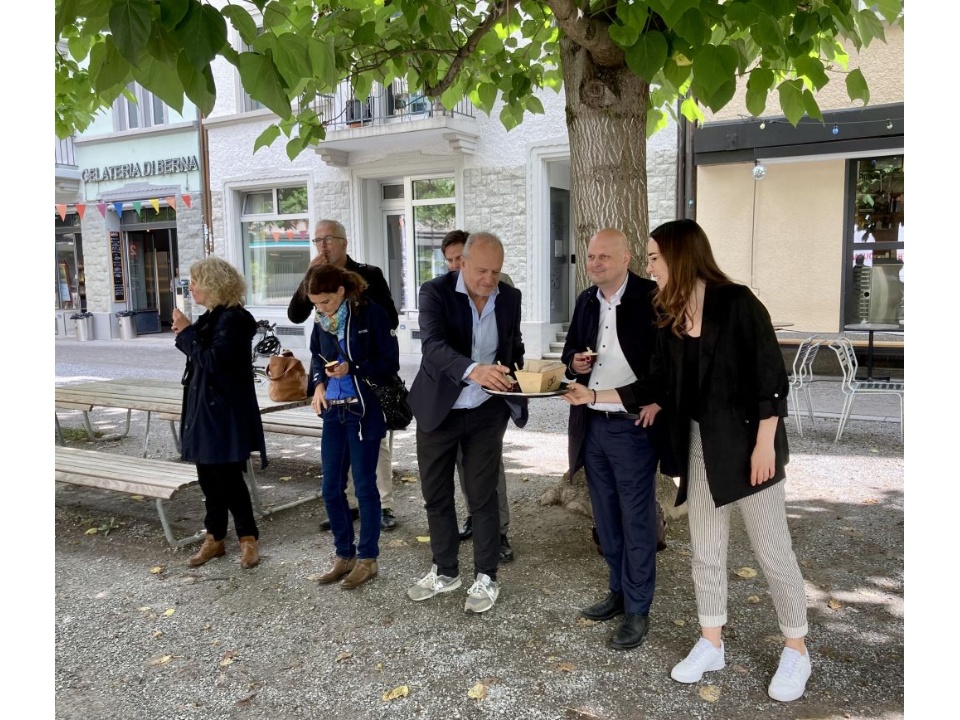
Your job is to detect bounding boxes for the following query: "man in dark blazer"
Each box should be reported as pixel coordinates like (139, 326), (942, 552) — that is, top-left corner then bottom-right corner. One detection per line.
(561, 228), (666, 651)
(406, 232), (527, 614)
(287, 218), (401, 532)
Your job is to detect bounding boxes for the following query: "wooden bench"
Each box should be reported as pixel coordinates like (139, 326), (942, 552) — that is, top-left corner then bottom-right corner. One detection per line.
(260, 409), (324, 437)
(55, 446), (202, 547)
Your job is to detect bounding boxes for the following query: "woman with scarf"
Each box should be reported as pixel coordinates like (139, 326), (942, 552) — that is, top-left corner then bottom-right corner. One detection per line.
(307, 264), (400, 589)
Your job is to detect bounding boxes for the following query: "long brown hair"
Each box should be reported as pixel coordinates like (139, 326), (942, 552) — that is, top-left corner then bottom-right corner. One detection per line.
(304, 264), (368, 302)
(649, 219), (732, 336)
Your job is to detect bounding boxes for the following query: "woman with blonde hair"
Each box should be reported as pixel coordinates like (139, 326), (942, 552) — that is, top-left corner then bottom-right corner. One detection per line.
(172, 257), (267, 570)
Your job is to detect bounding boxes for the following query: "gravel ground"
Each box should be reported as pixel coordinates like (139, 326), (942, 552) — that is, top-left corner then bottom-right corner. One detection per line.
(52, 338), (905, 719)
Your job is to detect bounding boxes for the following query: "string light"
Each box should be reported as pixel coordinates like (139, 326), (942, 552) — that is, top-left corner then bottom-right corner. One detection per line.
(759, 121), (766, 130)
(738, 115), (900, 132)
(886, 119), (893, 130)
(832, 123), (839, 135)
(752, 160), (766, 180)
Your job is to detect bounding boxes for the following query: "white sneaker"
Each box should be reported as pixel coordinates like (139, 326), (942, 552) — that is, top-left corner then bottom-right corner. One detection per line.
(464, 573), (499, 613)
(407, 564), (462, 602)
(768, 647), (812, 702)
(670, 638), (726, 683)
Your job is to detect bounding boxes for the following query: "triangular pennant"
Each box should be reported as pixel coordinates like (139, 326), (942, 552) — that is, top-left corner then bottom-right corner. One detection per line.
(164, 196), (177, 210)
(181, 194), (192, 208)
(56, 204), (67, 221)
(75, 204), (86, 220)
(132, 201), (142, 217)
(299, 229), (308, 239)
(272, 229), (281, 242)
(149, 198), (160, 213)
(285, 229), (295, 240)
(113, 202), (124, 216)
(97, 203), (107, 217)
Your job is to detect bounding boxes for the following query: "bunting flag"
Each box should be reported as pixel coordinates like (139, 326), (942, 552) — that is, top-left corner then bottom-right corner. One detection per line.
(181, 194), (192, 208)
(113, 202), (124, 216)
(57, 196), (191, 220)
(149, 198), (160, 213)
(56, 204), (67, 221)
(164, 196), (177, 210)
(285, 229), (295, 240)
(97, 203), (107, 217)
(75, 204), (86, 220)
(299, 228), (308, 239)
(132, 201), (142, 217)
(272, 229), (281, 242)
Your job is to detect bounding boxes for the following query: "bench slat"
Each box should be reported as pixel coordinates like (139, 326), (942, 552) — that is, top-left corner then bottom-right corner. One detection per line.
(55, 447), (197, 500)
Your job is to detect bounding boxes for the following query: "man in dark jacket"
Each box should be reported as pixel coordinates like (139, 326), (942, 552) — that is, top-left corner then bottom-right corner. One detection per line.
(561, 228), (665, 651)
(288, 219), (401, 531)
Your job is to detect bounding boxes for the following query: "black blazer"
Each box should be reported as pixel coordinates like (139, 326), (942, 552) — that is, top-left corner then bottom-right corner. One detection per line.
(560, 271), (674, 476)
(408, 271), (528, 433)
(287, 256), (399, 329)
(620, 282), (789, 508)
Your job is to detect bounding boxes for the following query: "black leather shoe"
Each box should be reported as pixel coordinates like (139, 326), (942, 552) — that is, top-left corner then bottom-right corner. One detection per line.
(319, 507), (360, 532)
(499, 534), (514, 563)
(581, 591), (624, 622)
(458, 516), (473, 542)
(380, 508), (398, 531)
(610, 613), (649, 650)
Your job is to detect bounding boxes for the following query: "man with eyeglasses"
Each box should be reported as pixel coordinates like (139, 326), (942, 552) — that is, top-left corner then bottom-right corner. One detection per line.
(289, 219), (401, 531)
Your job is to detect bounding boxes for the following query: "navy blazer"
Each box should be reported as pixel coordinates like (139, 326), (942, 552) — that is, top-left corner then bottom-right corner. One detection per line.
(561, 271), (674, 477)
(408, 271), (528, 433)
(620, 282), (790, 508)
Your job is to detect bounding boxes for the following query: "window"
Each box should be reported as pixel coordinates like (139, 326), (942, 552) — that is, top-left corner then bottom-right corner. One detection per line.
(55, 214), (84, 311)
(240, 185), (311, 306)
(113, 82), (167, 131)
(844, 155), (904, 327)
(240, 28), (266, 113)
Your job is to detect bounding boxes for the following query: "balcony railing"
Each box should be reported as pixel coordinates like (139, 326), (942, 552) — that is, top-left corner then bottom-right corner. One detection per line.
(56, 136), (77, 167)
(305, 79), (474, 131)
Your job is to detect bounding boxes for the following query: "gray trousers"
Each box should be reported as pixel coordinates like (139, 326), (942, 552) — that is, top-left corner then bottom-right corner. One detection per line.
(456, 447), (509, 534)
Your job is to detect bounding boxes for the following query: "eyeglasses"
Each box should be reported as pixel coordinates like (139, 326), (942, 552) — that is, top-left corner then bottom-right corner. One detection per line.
(313, 235), (345, 246)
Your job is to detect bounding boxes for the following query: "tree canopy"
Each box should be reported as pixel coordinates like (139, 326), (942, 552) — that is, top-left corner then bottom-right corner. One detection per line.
(56, 1), (904, 159)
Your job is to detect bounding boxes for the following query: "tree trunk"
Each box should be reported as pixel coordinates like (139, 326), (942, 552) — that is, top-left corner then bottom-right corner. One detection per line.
(559, 36), (651, 292)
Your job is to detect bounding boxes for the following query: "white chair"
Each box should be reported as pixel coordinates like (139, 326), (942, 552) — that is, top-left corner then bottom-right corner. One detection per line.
(827, 336), (904, 442)
(787, 336), (823, 437)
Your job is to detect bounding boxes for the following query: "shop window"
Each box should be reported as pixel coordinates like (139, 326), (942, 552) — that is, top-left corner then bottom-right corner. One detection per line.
(844, 155), (904, 327)
(240, 185), (310, 306)
(55, 214), (85, 311)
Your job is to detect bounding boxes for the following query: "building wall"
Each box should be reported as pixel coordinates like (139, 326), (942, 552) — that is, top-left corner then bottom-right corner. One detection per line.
(697, 160), (845, 332)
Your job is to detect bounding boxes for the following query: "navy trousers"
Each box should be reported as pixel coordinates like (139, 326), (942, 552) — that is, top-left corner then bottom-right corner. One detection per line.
(583, 412), (660, 615)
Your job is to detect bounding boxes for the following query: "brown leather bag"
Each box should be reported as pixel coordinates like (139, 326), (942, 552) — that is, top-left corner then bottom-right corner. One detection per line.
(265, 350), (308, 401)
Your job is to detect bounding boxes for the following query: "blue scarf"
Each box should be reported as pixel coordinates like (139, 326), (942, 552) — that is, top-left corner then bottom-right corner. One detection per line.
(316, 300), (348, 340)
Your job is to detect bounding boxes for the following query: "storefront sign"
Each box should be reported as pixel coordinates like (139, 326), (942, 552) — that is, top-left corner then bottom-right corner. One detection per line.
(81, 155), (200, 183)
(110, 231), (125, 302)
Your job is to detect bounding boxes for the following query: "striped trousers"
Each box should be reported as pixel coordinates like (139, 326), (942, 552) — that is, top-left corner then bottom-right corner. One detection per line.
(687, 421), (808, 638)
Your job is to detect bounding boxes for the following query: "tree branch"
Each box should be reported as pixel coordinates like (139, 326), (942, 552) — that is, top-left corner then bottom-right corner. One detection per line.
(423, 1), (512, 97)
(548, 0), (624, 68)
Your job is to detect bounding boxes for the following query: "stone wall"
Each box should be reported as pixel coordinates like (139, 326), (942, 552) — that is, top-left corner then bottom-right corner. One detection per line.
(461, 166), (528, 288)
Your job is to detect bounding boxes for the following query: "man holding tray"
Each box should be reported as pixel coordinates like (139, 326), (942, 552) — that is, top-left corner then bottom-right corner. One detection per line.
(406, 232), (527, 614)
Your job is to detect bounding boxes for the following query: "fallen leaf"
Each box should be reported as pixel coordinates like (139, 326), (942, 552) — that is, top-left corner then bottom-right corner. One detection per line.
(673, 619), (686, 626)
(575, 617), (597, 627)
(336, 651), (352, 663)
(386, 539), (407, 547)
(85, 528), (98, 535)
(416, 536), (430, 543)
(521, 476), (529, 482)
(150, 654), (173, 666)
(401, 475), (418, 484)
(382, 685), (409, 701)
(557, 662), (576, 672)
(734, 567), (757, 578)
(152, 631), (163, 639)
(828, 599), (844, 610)
(163, 608), (176, 617)
(278, 476), (292, 482)
(235, 693), (256, 707)
(150, 566), (165, 575)
(138, 606), (152, 612)
(863, 498), (879, 504)
(375, 662), (384, 671)
(130, 495), (145, 502)
(699, 685), (721, 702)
(732, 664), (749, 675)
(467, 682), (487, 700)
(220, 657), (234, 667)
(540, 588), (555, 596)
(747, 595), (761, 604)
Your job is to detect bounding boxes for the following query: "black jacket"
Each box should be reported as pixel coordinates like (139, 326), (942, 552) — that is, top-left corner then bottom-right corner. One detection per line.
(408, 271), (527, 433)
(175, 305), (267, 467)
(561, 271), (674, 477)
(288, 256), (399, 329)
(619, 282), (789, 508)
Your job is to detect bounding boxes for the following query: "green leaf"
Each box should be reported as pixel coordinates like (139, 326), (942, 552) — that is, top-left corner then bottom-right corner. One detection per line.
(875, 0), (904, 25)
(146, 20), (182, 67)
(286, 134), (309, 161)
(238, 52), (293, 118)
(93, 36), (132, 92)
(751, 14), (785, 56)
(608, 21), (640, 49)
(159, 0), (190, 29)
(800, 89), (823, 122)
(679, 96), (704, 124)
(793, 55), (828, 91)
(477, 82), (498, 112)
(745, 67), (773, 116)
(273, 32), (311, 88)
(307, 37), (340, 92)
(845, 67), (870, 105)
(652, 0), (699, 27)
(173, 0), (227, 69)
(625, 31), (668, 84)
(690, 44), (738, 110)
(109, 0), (153, 66)
(353, 21), (378, 46)
(646, 107), (668, 137)
(177, 52), (216, 115)
(131, 54), (184, 114)
(673, 9), (708, 48)
(221, 4), (259, 45)
(855, 8), (885, 47)
(776, 79), (805, 125)
(524, 95), (544, 114)
(263, 2), (289, 30)
(663, 57), (692, 90)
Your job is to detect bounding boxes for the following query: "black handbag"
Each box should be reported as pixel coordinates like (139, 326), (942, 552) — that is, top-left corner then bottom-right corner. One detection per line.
(363, 375), (413, 430)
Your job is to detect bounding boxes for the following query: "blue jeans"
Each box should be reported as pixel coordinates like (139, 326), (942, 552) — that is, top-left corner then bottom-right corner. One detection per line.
(321, 404), (382, 560)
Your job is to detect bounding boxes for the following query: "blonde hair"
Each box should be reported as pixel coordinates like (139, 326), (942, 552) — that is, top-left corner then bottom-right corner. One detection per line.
(190, 257), (246, 308)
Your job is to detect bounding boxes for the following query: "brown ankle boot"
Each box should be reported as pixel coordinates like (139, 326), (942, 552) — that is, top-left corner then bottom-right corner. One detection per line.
(239, 536), (260, 569)
(340, 558), (379, 589)
(188, 534), (225, 567)
(316, 556), (356, 584)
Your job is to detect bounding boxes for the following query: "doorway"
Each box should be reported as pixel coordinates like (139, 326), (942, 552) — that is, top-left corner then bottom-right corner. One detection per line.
(126, 228), (177, 330)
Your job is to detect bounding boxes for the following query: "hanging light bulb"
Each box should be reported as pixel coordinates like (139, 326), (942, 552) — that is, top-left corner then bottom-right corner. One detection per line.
(886, 119), (894, 130)
(832, 123), (839, 135)
(759, 121), (766, 130)
(753, 160), (766, 180)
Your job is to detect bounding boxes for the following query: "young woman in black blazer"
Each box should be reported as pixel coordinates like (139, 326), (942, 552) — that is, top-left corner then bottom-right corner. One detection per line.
(565, 219), (811, 702)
